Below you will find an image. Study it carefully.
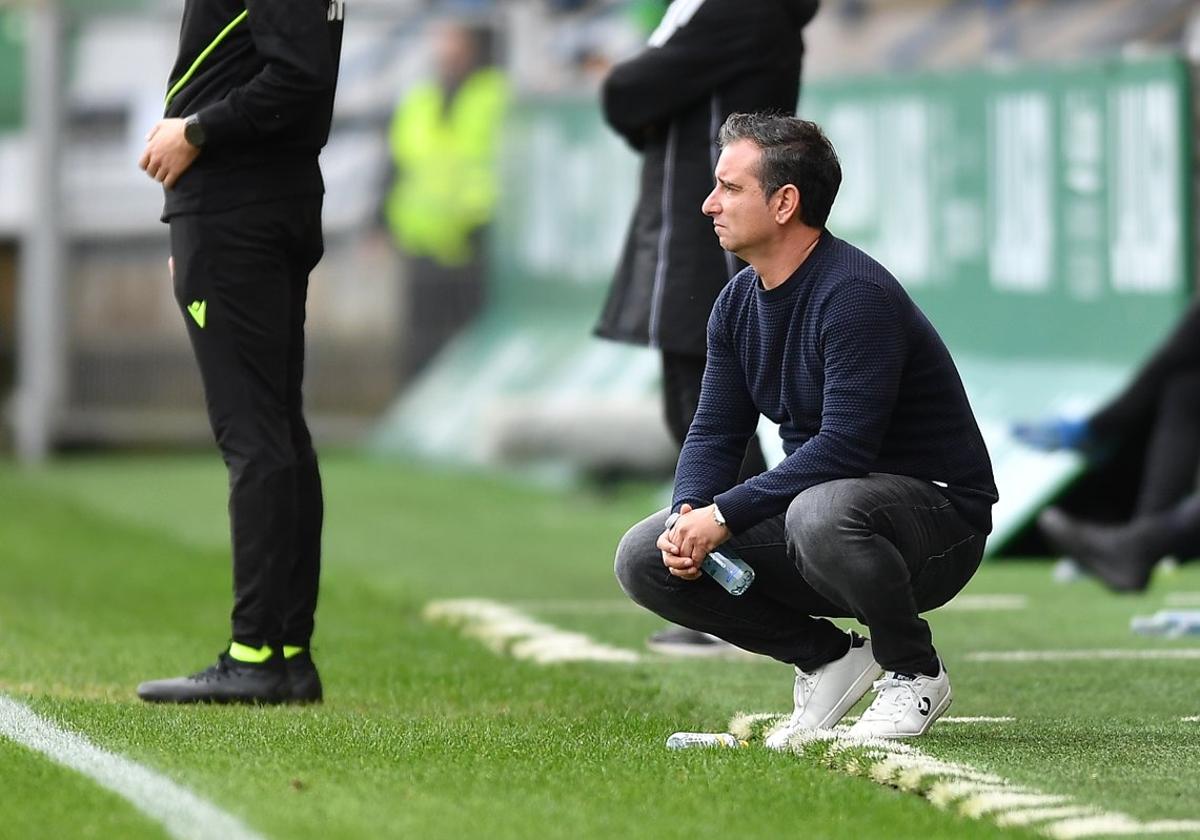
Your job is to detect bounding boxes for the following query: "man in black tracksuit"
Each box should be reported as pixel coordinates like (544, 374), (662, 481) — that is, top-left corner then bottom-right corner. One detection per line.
(135, 0), (343, 704)
(595, 0), (819, 653)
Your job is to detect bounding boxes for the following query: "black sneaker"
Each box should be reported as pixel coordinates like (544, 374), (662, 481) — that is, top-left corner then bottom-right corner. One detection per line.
(284, 650), (323, 704)
(137, 652), (288, 704)
(1038, 508), (1156, 593)
(646, 625), (738, 657)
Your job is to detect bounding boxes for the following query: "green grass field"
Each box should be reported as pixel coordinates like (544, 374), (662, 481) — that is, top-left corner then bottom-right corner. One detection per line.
(1, 454), (1198, 839)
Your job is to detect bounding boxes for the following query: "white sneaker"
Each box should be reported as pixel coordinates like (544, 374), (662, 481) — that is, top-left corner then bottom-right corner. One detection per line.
(847, 659), (952, 739)
(765, 634), (882, 751)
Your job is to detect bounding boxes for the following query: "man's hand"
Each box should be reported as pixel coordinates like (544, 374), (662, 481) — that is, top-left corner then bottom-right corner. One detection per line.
(672, 503), (731, 562)
(139, 119), (200, 189)
(656, 502), (731, 580)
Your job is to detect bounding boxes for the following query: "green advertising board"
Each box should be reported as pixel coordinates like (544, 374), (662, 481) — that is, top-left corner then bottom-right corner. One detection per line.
(377, 54), (1192, 552)
(488, 96), (640, 318)
(0, 11), (24, 130)
(805, 56), (1191, 363)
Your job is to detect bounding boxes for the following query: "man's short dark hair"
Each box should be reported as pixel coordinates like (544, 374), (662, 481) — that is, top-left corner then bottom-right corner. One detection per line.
(718, 113), (842, 228)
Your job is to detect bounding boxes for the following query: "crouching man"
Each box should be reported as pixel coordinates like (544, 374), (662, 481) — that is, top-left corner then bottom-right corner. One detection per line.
(614, 113), (997, 743)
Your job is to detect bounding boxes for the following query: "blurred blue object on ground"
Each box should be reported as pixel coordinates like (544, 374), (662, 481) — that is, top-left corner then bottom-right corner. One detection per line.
(1011, 416), (1092, 452)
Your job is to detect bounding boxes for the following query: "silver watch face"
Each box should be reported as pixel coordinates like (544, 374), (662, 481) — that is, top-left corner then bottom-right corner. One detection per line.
(713, 506), (726, 527)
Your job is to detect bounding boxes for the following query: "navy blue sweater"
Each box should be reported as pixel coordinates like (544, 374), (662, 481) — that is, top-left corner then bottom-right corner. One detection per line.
(673, 232), (998, 535)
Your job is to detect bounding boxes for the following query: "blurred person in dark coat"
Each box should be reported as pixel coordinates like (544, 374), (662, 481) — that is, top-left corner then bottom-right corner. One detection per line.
(594, 0), (819, 654)
(1015, 299), (1200, 592)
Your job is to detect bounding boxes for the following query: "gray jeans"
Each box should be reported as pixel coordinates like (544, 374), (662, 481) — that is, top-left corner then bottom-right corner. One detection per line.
(614, 473), (985, 674)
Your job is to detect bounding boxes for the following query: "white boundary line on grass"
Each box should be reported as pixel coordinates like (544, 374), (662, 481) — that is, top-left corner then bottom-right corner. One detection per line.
(508, 599), (643, 615)
(939, 594), (1028, 611)
(968, 649), (1200, 663)
(0, 695), (265, 840)
(1164, 593), (1200, 606)
(509, 594), (1029, 615)
(423, 599), (643, 664)
(742, 723), (1200, 839)
(834, 714), (1016, 725)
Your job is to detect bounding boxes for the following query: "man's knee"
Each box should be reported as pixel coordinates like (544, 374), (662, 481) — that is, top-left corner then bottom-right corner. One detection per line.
(786, 479), (867, 568)
(222, 437), (299, 487)
(614, 510), (669, 603)
(216, 412), (300, 478)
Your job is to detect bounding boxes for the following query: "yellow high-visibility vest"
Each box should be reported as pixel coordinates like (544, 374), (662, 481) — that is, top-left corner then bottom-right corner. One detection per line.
(385, 68), (509, 267)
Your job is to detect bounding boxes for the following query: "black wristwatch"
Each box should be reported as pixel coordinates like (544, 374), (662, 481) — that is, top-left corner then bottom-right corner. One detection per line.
(183, 114), (206, 149)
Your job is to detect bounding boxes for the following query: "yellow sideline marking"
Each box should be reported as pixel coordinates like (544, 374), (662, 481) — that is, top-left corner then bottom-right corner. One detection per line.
(750, 724), (1200, 839)
(424, 599), (643, 664)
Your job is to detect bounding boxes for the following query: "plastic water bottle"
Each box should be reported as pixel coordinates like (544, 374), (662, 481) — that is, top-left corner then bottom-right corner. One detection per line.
(702, 547), (755, 596)
(666, 732), (745, 749)
(1130, 610), (1200, 638)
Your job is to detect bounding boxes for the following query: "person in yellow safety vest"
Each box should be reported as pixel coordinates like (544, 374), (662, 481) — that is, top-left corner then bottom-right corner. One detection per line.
(385, 21), (509, 269)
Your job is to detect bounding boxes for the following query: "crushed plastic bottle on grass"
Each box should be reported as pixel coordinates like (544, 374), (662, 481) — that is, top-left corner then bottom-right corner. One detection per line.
(1130, 610), (1200, 638)
(665, 732), (746, 749)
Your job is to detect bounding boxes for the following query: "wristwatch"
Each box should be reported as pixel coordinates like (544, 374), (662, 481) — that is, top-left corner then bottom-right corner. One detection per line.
(664, 511), (682, 530)
(183, 114), (207, 149)
(712, 504), (728, 529)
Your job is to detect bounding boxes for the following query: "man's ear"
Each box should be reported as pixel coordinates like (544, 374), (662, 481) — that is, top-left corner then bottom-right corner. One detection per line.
(773, 184), (801, 225)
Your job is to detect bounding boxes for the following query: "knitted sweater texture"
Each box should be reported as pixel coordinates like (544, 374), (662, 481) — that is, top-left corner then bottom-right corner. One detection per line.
(673, 232), (998, 535)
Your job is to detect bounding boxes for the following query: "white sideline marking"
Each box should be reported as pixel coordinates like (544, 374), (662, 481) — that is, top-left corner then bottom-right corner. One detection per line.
(994, 806), (1100, 827)
(515, 594), (1031, 615)
(1165, 593), (1200, 606)
(752, 724), (1200, 839)
(1182, 716), (1200, 722)
(732, 712), (1014, 748)
(0, 696), (264, 840)
(424, 599), (643, 664)
(509, 599), (642, 615)
(1046, 816), (1200, 838)
(968, 649), (1200, 663)
(940, 594), (1028, 611)
(728, 712), (782, 741)
(958, 790), (1070, 818)
(842, 715), (1014, 725)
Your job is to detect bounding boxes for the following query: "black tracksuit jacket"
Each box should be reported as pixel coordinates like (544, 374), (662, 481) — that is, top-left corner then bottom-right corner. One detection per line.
(594, 0), (819, 357)
(162, 0), (344, 219)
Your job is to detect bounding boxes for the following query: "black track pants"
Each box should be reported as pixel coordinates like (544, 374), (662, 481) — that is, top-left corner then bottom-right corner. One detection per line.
(1090, 300), (1200, 516)
(170, 198), (325, 650)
